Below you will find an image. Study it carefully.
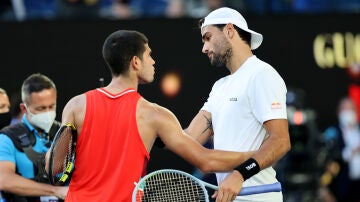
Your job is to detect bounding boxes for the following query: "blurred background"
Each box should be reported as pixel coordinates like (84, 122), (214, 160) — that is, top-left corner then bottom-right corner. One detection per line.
(1, 0), (360, 201)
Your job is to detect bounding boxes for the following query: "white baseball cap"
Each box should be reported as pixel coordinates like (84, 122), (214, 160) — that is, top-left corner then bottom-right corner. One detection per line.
(201, 7), (263, 50)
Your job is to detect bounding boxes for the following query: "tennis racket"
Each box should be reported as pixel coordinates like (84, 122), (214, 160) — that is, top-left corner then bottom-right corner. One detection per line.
(48, 123), (77, 186)
(132, 169), (282, 202)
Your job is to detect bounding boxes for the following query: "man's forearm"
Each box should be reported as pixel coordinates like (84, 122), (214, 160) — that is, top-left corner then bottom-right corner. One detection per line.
(201, 150), (256, 173)
(253, 119), (291, 170)
(252, 135), (291, 170)
(1, 173), (56, 197)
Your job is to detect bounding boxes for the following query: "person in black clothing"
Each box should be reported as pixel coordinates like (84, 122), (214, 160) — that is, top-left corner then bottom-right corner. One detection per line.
(0, 88), (11, 129)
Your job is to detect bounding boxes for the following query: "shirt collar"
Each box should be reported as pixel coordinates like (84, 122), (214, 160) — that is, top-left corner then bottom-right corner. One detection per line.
(22, 114), (38, 134)
(22, 114), (50, 142)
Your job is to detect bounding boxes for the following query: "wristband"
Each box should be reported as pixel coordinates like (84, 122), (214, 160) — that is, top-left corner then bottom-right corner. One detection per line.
(235, 158), (260, 181)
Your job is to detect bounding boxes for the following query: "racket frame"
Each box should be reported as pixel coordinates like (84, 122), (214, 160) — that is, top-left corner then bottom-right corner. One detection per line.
(132, 169), (282, 202)
(48, 123), (77, 185)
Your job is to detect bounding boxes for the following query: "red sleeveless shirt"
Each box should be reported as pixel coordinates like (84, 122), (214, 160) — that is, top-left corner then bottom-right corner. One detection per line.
(66, 88), (150, 202)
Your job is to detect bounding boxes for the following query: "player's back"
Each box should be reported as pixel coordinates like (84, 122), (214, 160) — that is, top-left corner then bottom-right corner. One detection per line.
(66, 88), (150, 202)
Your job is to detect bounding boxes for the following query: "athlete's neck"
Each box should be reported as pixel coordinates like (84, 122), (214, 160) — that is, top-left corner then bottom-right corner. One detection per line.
(104, 76), (138, 94)
(228, 53), (253, 74)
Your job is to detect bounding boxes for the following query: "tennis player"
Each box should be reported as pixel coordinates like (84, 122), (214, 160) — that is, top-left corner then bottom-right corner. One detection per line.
(56, 30), (268, 202)
(185, 7), (291, 201)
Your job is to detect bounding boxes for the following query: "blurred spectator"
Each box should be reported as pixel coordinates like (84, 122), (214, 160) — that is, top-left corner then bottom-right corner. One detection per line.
(185, 0), (225, 18)
(276, 87), (323, 201)
(0, 0), (15, 20)
(133, 0), (175, 18)
(57, 0), (100, 20)
(291, 0), (332, 13)
(2, 0), (360, 21)
(347, 62), (360, 122)
(99, 0), (133, 19)
(337, 98), (360, 201)
(166, 0), (185, 18)
(9, 91), (25, 125)
(0, 88), (11, 129)
(11, 0), (57, 21)
(242, 0), (268, 15)
(100, 0), (181, 19)
(334, 0), (360, 13)
(320, 97), (360, 202)
(102, 0), (188, 19)
(128, 0), (168, 18)
(267, 0), (360, 14)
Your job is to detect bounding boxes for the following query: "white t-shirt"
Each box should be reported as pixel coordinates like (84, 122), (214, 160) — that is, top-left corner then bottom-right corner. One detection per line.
(201, 55), (287, 201)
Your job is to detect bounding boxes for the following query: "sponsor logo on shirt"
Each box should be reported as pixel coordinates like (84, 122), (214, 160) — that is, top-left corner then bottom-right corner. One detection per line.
(271, 102), (282, 109)
(229, 97), (237, 101)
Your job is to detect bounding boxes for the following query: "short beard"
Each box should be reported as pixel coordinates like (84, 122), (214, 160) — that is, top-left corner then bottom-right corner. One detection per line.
(210, 42), (232, 68)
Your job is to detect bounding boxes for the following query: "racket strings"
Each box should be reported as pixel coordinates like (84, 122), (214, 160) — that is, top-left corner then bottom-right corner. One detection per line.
(51, 127), (73, 178)
(139, 172), (207, 202)
(64, 135), (73, 169)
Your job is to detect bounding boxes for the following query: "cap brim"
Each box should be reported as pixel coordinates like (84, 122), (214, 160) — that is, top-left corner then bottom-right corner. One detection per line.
(245, 29), (263, 50)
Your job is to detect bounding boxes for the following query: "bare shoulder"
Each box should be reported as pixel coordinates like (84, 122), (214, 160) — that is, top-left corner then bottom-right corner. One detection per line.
(136, 97), (183, 151)
(138, 98), (182, 134)
(63, 94), (86, 114)
(136, 97), (179, 151)
(137, 98), (176, 123)
(62, 94), (86, 132)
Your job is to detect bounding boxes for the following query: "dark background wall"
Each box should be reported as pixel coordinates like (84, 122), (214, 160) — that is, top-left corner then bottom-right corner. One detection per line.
(1, 15), (359, 172)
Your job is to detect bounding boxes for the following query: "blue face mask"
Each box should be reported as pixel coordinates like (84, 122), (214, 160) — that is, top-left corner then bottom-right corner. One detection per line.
(0, 112), (11, 129)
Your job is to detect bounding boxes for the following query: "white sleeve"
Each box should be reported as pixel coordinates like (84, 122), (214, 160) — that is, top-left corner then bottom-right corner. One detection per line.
(249, 68), (288, 124)
(201, 86), (215, 113)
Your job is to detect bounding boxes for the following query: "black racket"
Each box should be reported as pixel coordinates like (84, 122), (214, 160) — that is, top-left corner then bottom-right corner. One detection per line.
(48, 123), (77, 185)
(132, 169), (282, 202)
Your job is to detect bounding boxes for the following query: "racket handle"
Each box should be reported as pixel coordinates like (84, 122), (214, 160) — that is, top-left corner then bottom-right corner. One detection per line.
(238, 182), (282, 196)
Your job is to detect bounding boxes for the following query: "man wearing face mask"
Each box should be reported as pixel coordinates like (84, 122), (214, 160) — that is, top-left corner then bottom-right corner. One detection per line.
(0, 74), (68, 202)
(321, 97), (360, 202)
(0, 88), (11, 201)
(337, 97), (360, 202)
(0, 88), (11, 129)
